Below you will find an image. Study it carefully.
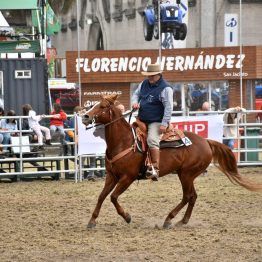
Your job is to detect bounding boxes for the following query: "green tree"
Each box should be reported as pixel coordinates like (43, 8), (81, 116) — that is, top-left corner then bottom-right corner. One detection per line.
(48, 0), (76, 15)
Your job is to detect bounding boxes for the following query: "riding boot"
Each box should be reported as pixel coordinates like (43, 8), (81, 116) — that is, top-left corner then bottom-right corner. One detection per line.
(146, 148), (160, 181)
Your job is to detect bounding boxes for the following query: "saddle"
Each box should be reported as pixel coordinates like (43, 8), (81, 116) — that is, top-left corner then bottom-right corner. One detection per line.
(131, 118), (192, 153)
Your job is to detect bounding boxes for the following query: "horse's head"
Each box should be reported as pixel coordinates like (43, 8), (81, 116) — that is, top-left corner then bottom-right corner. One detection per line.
(82, 94), (119, 126)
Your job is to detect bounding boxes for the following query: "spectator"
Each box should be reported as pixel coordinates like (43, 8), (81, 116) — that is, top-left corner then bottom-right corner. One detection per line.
(50, 103), (67, 146)
(223, 106), (246, 150)
(22, 104), (51, 151)
(0, 110), (18, 151)
(21, 114), (38, 143)
(64, 105), (83, 155)
(256, 105), (262, 122)
(201, 101), (210, 111)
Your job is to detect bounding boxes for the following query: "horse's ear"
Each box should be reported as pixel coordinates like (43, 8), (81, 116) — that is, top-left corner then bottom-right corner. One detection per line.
(111, 94), (119, 101)
(102, 94), (119, 104)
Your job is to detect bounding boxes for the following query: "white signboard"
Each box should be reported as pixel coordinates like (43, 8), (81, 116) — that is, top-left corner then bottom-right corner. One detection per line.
(77, 116), (106, 155)
(77, 115), (223, 155)
(224, 14), (238, 46)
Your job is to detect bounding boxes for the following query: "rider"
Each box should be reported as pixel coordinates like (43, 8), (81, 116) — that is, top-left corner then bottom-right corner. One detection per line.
(132, 63), (173, 181)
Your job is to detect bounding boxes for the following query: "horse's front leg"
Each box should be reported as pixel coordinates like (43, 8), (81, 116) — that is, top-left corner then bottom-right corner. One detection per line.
(110, 176), (135, 224)
(87, 172), (117, 228)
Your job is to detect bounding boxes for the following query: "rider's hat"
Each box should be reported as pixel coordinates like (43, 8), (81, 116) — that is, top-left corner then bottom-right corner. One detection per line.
(141, 63), (162, 76)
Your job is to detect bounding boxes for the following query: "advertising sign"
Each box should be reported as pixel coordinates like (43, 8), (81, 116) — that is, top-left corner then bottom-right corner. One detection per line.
(224, 14), (238, 46)
(77, 115), (223, 155)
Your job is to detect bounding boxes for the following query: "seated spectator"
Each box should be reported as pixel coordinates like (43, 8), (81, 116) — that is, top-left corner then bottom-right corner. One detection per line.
(0, 110), (18, 151)
(64, 106), (83, 142)
(49, 103), (67, 147)
(64, 105), (83, 155)
(21, 116), (38, 143)
(22, 104), (51, 151)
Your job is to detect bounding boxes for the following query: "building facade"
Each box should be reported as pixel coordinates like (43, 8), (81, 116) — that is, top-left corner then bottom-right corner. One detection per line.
(52, 0), (262, 56)
(66, 46), (262, 122)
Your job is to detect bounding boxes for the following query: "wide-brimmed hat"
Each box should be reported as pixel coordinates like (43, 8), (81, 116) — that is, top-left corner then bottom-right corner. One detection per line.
(141, 63), (162, 76)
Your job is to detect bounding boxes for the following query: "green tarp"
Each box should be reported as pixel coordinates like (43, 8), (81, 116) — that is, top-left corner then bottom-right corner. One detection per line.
(0, 0), (38, 10)
(0, 40), (40, 53)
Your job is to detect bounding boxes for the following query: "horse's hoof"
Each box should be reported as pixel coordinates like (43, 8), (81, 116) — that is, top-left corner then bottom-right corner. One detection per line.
(163, 221), (172, 229)
(87, 222), (96, 229)
(178, 219), (188, 225)
(125, 213), (131, 224)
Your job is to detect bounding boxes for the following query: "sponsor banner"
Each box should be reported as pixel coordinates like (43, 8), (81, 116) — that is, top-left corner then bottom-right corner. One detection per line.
(0, 40), (40, 53)
(77, 114), (223, 155)
(78, 117), (106, 155)
(172, 115), (223, 141)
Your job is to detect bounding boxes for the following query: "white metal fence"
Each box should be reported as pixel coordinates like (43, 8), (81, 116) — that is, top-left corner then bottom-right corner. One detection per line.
(0, 111), (261, 182)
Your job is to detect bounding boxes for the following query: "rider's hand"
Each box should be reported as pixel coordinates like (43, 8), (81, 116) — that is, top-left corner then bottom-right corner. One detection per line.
(132, 103), (140, 110)
(159, 125), (167, 133)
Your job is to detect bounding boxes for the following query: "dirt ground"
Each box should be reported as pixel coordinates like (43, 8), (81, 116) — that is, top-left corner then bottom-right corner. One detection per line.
(0, 166), (262, 262)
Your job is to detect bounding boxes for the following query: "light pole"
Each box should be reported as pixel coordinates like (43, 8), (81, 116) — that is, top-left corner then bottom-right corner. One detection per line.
(76, 0), (82, 107)
(239, 0), (243, 108)
(158, 0), (162, 62)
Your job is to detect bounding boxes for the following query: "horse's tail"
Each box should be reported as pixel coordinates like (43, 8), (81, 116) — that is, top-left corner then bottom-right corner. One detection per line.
(207, 139), (262, 192)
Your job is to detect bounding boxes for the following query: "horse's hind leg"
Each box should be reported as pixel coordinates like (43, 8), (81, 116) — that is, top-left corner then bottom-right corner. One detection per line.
(163, 173), (197, 228)
(180, 185), (197, 224)
(87, 173), (117, 228)
(110, 176), (135, 224)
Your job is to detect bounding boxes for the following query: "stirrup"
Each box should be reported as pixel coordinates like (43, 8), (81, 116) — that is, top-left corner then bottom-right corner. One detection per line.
(146, 166), (159, 181)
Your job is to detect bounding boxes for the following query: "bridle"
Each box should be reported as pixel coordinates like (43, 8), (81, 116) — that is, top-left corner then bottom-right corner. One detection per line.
(84, 100), (135, 130)
(83, 99), (138, 168)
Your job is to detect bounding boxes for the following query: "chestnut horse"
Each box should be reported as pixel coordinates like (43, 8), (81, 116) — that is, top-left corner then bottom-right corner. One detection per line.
(82, 95), (262, 229)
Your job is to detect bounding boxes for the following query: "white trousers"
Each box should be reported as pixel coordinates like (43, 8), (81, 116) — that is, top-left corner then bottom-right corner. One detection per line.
(32, 125), (51, 145)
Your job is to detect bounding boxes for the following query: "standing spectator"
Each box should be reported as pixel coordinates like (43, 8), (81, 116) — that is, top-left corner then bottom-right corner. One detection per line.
(50, 103), (67, 146)
(0, 110), (18, 151)
(22, 104), (51, 150)
(223, 106), (246, 150)
(256, 105), (262, 122)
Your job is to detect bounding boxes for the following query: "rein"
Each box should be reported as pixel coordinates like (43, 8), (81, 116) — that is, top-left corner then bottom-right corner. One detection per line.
(85, 109), (135, 130)
(83, 103), (138, 168)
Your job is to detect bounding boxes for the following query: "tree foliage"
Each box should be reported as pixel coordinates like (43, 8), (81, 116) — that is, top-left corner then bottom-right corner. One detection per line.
(48, 0), (76, 15)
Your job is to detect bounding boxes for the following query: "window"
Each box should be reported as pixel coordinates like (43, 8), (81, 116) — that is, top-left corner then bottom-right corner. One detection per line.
(228, 0), (262, 3)
(14, 70), (31, 79)
(130, 80), (229, 115)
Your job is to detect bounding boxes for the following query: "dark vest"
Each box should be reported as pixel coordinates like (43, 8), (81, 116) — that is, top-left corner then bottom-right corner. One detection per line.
(138, 76), (169, 123)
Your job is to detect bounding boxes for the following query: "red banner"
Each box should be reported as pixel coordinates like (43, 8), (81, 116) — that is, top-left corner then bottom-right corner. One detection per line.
(172, 121), (208, 138)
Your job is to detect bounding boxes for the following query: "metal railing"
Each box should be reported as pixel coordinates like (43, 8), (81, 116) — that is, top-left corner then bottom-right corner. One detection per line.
(0, 111), (261, 182)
